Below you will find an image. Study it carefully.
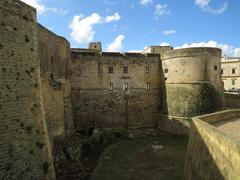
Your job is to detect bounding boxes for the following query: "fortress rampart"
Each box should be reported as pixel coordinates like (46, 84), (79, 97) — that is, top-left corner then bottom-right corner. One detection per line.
(0, 0), (55, 179)
(160, 47), (223, 117)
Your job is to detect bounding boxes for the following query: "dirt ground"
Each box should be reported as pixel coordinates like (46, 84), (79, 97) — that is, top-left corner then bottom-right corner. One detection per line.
(91, 136), (188, 180)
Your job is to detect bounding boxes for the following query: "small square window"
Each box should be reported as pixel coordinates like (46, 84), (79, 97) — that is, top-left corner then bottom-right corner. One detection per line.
(123, 66), (128, 74)
(146, 83), (150, 91)
(123, 82), (128, 91)
(109, 82), (113, 91)
(214, 65), (218, 70)
(164, 69), (168, 73)
(144, 67), (149, 74)
(232, 68), (236, 74)
(108, 66), (113, 74)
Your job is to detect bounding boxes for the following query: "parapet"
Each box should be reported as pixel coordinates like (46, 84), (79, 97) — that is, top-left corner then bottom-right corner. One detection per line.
(161, 47), (221, 60)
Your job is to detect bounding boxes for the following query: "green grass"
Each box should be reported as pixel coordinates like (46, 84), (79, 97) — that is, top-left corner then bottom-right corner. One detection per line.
(91, 136), (188, 180)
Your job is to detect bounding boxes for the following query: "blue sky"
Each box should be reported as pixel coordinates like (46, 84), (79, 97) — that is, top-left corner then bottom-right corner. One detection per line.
(21, 0), (240, 56)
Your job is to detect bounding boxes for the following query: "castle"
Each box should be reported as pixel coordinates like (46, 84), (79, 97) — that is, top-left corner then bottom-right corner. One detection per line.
(2, 0), (238, 179)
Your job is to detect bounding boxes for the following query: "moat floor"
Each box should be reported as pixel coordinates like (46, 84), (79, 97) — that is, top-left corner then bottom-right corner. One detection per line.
(91, 136), (188, 180)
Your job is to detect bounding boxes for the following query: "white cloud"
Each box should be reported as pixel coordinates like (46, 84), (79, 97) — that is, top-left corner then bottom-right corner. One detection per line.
(107, 35), (125, 52)
(154, 4), (170, 19)
(160, 42), (171, 46)
(70, 13), (121, 44)
(140, 0), (153, 6)
(175, 41), (240, 57)
(69, 13), (102, 44)
(195, 0), (228, 14)
(105, 13), (121, 23)
(20, 0), (45, 14)
(163, 29), (176, 35)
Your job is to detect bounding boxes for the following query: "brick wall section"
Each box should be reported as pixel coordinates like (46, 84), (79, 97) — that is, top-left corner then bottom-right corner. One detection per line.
(0, 0), (55, 179)
(71, 52), (161, 129)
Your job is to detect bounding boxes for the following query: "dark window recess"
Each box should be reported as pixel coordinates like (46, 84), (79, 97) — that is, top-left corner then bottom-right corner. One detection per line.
(123, 66), (128, 74)
(108, 66), (113, 74)
(221, 69), (224, 74)
(165, 77), (167, 81)
(51, 56), (54, 65)
(232, 68), (236, 74)
(214, 65), (218, 70)
(165, 69), (168, 73)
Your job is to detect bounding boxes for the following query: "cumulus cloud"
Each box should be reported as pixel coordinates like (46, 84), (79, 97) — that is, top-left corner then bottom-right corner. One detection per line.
(195, 0), (228, 14)
(175, 41), (240, 57)
(154, 4), (170, 19)
(70, 13), (102, 44)
(163, 29), (176, 35)
(105, 13), (121, 23)
(107, 35), (125, 52)
(70, 12), (121, 44)
(20, 0), (45, 14)
(140, 0), (153, 6)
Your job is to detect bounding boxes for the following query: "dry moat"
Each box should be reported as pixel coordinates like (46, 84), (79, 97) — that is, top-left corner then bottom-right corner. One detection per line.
(55, 133), (188, 180)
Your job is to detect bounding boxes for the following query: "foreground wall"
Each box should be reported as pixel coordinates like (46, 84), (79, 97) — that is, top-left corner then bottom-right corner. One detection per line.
(71, 52), (161, 130)
(0, 0), (55, 179)
(184, 110), (240, 180)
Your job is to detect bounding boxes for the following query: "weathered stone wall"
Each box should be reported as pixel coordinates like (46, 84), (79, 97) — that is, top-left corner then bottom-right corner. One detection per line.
(160, 47), (223, 117)
(184, 110), (240, 180)
(71, 52), (161, 130)
(38, 24), (74, 140)
(0, 0), (55, 179)
(224, 93), (240, 108)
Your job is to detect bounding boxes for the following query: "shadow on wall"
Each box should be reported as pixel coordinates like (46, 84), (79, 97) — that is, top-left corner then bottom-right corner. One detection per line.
(184, 118), (238, 180)
(159, 60), (168, 116)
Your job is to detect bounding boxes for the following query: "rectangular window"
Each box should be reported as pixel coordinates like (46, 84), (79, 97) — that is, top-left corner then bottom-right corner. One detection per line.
(123, 82), (128, 91)
(146, 83), (150, 91)
(164, 69), (168, 73)
(109, 82), (113, 91)
(214, 65), (218, 70)
(232, 68), (236, 74)
(123, 66), (128, 74)
(221, 69), (224, 74)
(144, 67), (149, 74)
(232, 79), (236, 85)
(108, 66), (113, 74)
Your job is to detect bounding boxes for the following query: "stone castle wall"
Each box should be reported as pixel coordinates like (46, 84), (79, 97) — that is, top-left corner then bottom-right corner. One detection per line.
(160, 47), (223, 117)
(0, 0), (55, 179)
(38, 24), (74, 142)
(71, 52), (161, 130)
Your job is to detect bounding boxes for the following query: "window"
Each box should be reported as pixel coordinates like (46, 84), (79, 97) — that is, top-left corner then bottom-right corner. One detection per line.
(123, 82), (128, 91)
(221, 69), (224, 75)
(232, 79), (236, 85)
(164, 69), (168, 73)
(232, 68), (236, 74)
(123, 66), (128, 74)
(146, 83), (150, 91)
(109, 82), (113, 91)
(108, 66), (113, 74)
(214, 65), (218, 70)
(165, 77), (167, 81)
(144, 67), (149, 74)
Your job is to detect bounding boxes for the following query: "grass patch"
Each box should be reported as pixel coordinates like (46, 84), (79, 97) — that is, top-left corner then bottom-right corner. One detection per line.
(91, 136), (188, 180)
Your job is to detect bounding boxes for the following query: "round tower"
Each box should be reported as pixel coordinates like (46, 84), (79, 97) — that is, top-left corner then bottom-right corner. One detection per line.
(160, 47), (223, 117)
